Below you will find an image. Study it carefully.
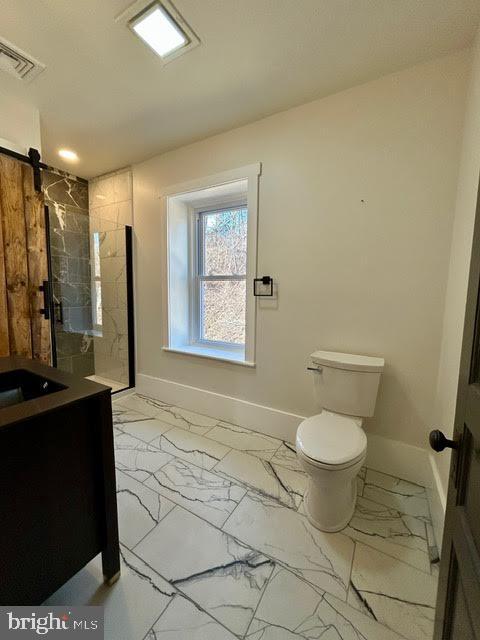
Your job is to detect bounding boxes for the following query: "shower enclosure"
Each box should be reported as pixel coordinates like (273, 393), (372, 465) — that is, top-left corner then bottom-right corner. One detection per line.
(43, 169), (134, 393)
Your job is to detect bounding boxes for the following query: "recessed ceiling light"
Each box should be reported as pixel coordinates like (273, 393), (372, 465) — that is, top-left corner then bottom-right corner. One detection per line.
(58, 148), (78, 162)
(131, 3), (187, 58)
(116, 0), (200, 64)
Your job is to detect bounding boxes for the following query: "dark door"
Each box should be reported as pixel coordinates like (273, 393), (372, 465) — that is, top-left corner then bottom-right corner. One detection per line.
(431, 179), (480, 639)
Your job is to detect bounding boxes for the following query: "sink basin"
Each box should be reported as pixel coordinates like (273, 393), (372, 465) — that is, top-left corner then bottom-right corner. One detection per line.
(0, 369), (67, 408)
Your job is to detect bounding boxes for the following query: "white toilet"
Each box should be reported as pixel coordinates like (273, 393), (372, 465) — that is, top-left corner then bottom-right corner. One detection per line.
(296, 350), (384, 532)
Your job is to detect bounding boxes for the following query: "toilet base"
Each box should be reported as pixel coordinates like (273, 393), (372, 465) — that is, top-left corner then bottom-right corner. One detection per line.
(299, 456), (364, 533)
(303, 488), (356, 532)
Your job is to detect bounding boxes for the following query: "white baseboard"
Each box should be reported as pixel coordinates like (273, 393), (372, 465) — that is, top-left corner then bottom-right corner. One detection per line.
(366, 433), (431, 487)
(427, 453), (447, 549)
(136, 372), (446, 541)
(136, 373), (303, 442)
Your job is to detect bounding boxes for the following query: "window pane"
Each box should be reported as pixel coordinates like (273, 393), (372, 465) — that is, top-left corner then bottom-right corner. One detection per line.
(201, 279), (246, 344)
(202, 207), (247, 276)
(95, 281), (103, 326)
(93, 232), (101, 278)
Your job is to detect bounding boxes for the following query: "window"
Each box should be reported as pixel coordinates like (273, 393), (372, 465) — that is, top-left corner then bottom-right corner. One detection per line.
(163, 163), (260, 366)
(92, 231), (103, 330)
(195, 206), (247, 346)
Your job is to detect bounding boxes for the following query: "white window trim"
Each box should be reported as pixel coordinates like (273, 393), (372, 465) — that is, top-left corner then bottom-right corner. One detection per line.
(161, 163), (261, 366)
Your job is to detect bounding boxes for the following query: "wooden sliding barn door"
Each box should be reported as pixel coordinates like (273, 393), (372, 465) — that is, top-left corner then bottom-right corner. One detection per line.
(0, 153), (51, 363)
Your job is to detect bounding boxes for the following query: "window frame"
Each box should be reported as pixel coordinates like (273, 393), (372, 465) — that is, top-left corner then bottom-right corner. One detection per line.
(163, 163), (261, 367)
(190, 202), (248, 351)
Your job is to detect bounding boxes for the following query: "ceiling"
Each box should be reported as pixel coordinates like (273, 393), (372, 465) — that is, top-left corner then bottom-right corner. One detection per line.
(0, 0), (479, 178)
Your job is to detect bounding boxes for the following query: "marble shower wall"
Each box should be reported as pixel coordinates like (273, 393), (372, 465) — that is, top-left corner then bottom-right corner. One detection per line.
(89, 168), (133, 387)
(42, 169), (95, 376)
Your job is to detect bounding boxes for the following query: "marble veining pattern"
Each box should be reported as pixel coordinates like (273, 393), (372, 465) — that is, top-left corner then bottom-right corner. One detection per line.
(136, 507), (275, 636)
(348, 542), (437, 640)
(206, 421), (282, 459)
(344, 496), (431, 572)
(114, 433), (173, 482)
(362, 469), (430, 520)
(144, 457), (247, 527)
(151, 427), (231, 470)
(116, 470), (175, 548)
(43, 168), (94, 377)
(246, 566), (405, 639)
(214, 448), (308, 509)
(145, 594), (239, 639)
(46, 392), (439, 639)
(90, 169), (132, 387)
(222, 491), (355, 600)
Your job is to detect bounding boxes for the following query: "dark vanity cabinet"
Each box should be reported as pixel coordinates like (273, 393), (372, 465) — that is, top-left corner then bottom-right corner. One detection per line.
(0, 357), (120, 605)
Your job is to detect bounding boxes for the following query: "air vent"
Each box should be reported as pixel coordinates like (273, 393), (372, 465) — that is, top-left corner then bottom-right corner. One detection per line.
(0, 37), (45, 82)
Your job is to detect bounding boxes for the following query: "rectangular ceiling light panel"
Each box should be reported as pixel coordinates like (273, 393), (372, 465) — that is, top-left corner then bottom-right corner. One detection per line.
(117, 0), (200, 63)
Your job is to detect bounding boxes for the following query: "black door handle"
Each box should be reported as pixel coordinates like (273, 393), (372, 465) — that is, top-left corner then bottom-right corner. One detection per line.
(39, 280), (50, 320)
(429, 429), (458, 452)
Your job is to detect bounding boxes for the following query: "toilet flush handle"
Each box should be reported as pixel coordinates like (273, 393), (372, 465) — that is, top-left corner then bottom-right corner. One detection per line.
(307, 366), (323, 373)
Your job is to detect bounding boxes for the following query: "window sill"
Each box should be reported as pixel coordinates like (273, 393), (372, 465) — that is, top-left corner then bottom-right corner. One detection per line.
(163, 345), (255, 367)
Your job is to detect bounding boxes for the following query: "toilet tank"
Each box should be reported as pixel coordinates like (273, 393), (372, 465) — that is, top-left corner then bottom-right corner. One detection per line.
(309, 350), (384, 417)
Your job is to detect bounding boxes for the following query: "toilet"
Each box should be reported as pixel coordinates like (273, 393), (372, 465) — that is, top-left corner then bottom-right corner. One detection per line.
(296, 350), (384, 532)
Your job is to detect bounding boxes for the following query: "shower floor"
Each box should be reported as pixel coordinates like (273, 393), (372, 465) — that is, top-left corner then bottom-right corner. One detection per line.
(85, 374), (127, 393)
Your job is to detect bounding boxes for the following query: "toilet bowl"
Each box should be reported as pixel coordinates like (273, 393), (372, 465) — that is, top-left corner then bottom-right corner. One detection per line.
(296, 350), (384, 532)
(296, 411), (367, 532)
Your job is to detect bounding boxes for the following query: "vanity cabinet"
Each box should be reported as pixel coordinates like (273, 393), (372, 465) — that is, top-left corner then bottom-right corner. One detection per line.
(0, 357), (119, 605)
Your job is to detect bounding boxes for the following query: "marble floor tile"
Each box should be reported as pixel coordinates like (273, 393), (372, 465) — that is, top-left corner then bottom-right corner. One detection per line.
(214, 449), (307, 509)
(115, 412), (174, 444)
(348, 542), (437, 640)
(206, 421), (281, 459)
(136, 506), (275, 636)
(223, 492), (354, 600)
(246, 566), (404, 639)
(144, 457), (247, 527)
(116, 470), (175, 548)
(270, 441), (303, 471)
(152, 426), (230, 470)
(357, 467), (366, 496)
(44, 545), (174, 640)
(114, 433), (173, 482)
(344, 496), (431, 572)
(145, 594), (238, 639)
(363, 469), (430, 519)
(116, 394), (221, 435)
(115, 394), (168, 419)
(112, 405), (147, 426)
(153, 404), (220, 435)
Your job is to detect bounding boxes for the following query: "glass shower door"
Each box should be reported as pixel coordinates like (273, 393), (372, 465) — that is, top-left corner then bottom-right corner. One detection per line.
(46, 204), (133, 392)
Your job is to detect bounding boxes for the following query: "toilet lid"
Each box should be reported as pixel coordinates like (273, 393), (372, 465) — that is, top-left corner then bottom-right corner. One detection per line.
(296, 412), (367, 466)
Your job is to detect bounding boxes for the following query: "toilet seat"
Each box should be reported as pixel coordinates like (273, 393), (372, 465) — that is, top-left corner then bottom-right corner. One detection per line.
(296, 411), (367, 468)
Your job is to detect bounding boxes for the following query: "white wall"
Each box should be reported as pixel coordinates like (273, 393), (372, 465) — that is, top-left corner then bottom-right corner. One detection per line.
(133, 51), (469, 451)
(0, 90), (41, 154)
(430, 27), (480, 527)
